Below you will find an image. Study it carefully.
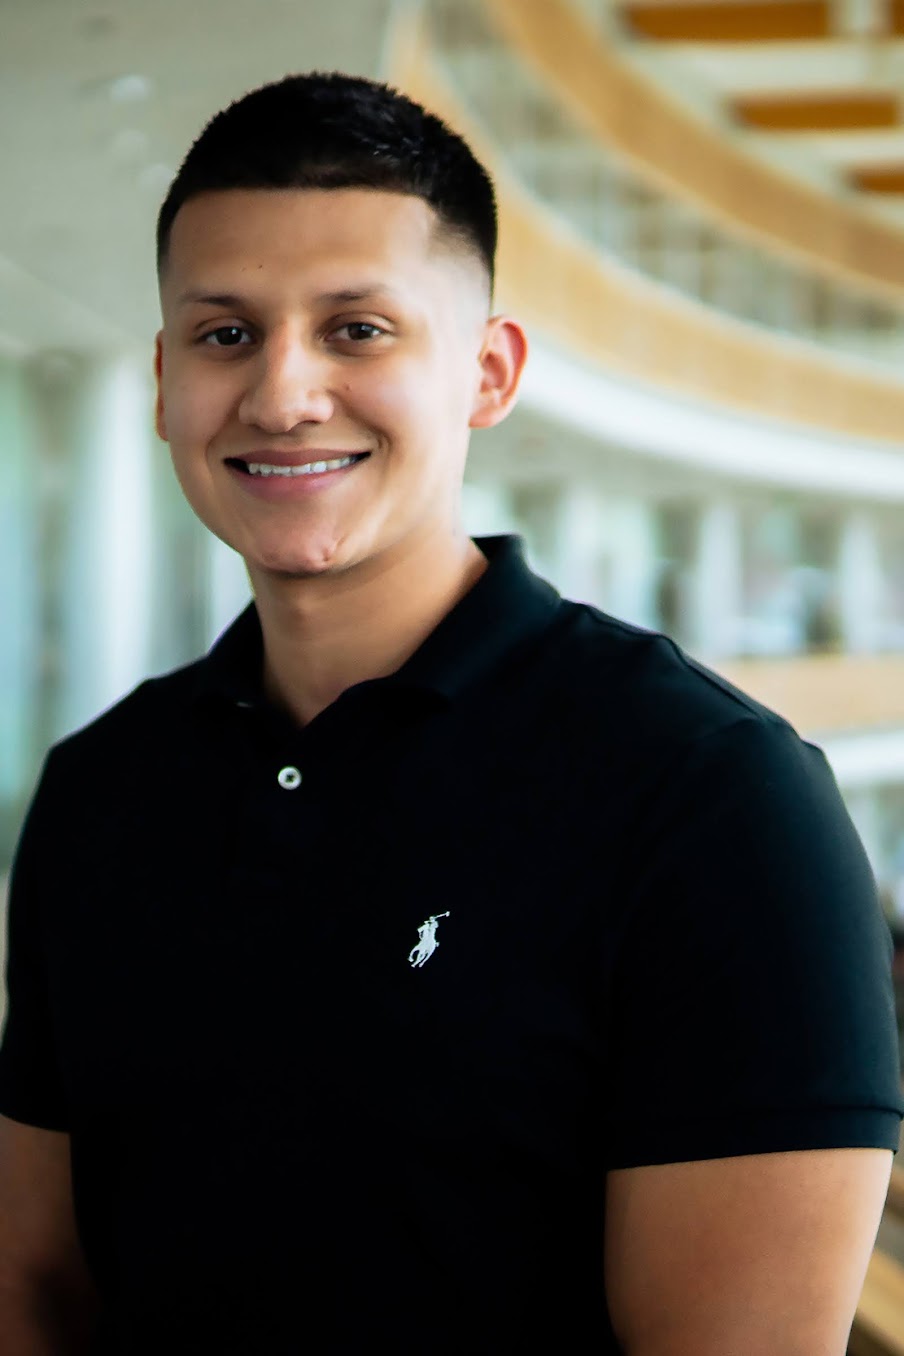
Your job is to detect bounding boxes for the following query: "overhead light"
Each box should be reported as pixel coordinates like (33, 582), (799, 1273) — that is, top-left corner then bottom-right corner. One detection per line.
(109, 74), (153, 104)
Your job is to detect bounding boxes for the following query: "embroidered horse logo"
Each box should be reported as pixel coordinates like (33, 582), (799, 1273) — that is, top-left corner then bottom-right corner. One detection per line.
(408, 912), (450, 968)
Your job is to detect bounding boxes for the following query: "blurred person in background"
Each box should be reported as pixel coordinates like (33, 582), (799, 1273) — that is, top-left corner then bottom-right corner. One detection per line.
(0, 72), (901, 1356)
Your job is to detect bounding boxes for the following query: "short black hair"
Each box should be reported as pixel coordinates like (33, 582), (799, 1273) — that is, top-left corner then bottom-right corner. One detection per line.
(156, 71), (497, 293)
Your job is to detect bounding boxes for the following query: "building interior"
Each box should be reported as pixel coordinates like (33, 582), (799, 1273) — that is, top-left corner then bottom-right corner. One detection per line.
(3, 0), (904, 1346)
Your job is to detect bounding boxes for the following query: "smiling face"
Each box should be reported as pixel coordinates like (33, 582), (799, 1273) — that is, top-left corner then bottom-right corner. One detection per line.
(154, 187), (523, 584)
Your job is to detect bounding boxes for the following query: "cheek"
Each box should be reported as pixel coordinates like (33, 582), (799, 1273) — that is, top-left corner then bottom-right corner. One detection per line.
(164, 369), (233, 449)
(360, 357), (464, 440)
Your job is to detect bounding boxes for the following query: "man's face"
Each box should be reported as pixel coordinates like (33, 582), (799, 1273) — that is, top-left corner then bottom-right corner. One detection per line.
(155, 187), (503, 581)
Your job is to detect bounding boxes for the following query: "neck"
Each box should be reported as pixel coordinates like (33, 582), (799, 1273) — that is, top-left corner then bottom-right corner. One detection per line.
(249, 527), (488, 727)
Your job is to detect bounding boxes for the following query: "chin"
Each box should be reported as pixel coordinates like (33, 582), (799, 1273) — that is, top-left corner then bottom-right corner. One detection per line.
(253, 555), (340, 580)
(248, 536), (353, 580)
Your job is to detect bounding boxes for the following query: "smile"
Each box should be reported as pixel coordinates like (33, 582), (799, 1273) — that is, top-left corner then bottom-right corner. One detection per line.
(224, 452), (371, 498)
(228, 453), (371, 478)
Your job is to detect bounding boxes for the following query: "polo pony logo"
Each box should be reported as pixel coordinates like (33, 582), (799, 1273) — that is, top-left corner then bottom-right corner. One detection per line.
(408, 912), (450, 968)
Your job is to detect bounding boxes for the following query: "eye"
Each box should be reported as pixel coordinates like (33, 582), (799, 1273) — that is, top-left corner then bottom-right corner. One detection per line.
(331, 322), (386, 343)
(201, 325), (253, 348)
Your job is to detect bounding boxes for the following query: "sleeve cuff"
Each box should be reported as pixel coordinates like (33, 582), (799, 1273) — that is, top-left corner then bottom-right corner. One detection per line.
(604, 1106), (903, 1169)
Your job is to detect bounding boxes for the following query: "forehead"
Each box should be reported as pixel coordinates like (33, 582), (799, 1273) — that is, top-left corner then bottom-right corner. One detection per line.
(162, 187), (475, 302)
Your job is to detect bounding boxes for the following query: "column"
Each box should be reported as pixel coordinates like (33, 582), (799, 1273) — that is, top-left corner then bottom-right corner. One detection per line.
(208, 537), (252, 647)
(550, 485), (606, 605)
(690, 499), (743, 660)
(843, 786), (883, 882)
(0, 355), (40, 848)
(540, 487), (659, 625)
(26, 351), (156, 741)
(838, 509), (884, 654)
(148, 433), (212, 673)
(605, 497), (660, 629)
(460, 480), (516, 541)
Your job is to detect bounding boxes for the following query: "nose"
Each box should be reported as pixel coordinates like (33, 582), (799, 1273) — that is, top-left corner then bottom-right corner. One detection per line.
(237, 334), (335, 433)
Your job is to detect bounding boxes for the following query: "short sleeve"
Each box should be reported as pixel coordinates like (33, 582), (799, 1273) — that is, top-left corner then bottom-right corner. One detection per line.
(604, 715), (904, 1169)
(0, 754), (69, 1130)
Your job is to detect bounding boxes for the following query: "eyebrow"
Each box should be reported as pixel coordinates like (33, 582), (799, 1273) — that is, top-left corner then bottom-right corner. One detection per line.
(176, 285), (403, 308)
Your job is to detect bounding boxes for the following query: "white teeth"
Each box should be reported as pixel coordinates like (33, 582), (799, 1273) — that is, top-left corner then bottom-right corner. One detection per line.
(245, 455), (359, 477)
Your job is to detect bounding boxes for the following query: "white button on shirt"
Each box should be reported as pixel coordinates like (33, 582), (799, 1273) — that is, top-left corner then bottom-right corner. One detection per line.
(277, 766), (302, 790)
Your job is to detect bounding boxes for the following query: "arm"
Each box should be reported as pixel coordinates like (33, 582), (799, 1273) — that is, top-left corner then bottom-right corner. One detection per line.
(604, 1145), (892, 1355)
(0, 1114), (100, 1355)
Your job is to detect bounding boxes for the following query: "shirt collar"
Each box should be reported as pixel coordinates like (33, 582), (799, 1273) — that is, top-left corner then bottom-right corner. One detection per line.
(191, 534), (562, 710)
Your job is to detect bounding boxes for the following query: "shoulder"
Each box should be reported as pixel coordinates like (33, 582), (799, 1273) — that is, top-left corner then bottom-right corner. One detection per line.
(43, 655), (208, 784)
(15, 657), (211, 871)
(543, 598), (798, 761)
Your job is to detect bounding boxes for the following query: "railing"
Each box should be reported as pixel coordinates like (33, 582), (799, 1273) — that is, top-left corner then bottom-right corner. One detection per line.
(424, 0), (904, 374)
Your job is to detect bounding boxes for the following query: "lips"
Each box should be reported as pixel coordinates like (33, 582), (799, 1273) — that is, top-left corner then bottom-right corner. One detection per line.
(223, 450), (371, 499)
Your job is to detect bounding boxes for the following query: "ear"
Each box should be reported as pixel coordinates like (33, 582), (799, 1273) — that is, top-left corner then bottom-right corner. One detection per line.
(469, 316), (529, 430)
(153, 331), (168, 442)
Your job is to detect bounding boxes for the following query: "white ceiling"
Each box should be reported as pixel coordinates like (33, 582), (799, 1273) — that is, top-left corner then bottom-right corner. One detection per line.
(0, 0), (394, 354)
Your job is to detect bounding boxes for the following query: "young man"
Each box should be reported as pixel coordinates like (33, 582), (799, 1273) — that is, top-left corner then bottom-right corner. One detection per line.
(0, 73), (901, 1356)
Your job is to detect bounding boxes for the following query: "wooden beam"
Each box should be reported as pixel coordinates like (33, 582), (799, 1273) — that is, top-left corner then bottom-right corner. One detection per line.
(733, 91), (899, 132)
(850, 165), (904, 193)
(622, 1), (830, 42)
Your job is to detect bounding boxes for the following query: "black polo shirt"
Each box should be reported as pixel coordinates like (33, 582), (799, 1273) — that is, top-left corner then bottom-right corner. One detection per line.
(1, 533), (901, 1355)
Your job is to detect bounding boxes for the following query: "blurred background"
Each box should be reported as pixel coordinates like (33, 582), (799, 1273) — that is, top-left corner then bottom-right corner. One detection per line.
(8, 0), (904, 913)
(6, 4), (904, 905)
(6, 0), (904, 1340)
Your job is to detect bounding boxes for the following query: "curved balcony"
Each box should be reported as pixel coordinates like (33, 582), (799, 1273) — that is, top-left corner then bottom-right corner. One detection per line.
(413, 0), (904, 375)
(388, 4), (904, 444)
